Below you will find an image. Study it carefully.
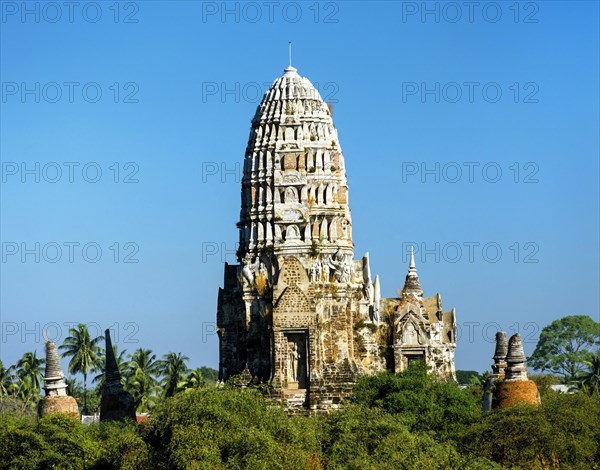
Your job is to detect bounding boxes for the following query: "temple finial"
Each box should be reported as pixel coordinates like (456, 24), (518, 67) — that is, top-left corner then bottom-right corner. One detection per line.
(402, 246), (423, 298)
(288, 41), (292, 67)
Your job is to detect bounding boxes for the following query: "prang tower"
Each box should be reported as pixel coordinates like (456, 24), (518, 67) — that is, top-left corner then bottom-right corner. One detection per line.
(217, 65), (457, 411)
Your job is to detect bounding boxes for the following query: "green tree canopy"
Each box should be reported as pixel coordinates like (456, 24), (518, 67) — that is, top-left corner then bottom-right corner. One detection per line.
(59, 323), (104, 414)
(351, 364), (481, 440)
(125, 348), (160, 412)
(528, 315), (600, 382)
(158, 352), (189, 398)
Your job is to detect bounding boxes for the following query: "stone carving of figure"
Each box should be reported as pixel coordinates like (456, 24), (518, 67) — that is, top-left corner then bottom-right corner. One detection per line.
(310, 259), (319, 283)
(328, 249), (349, 283)
(241, 259), (257, 287)
(258, 261), (269, 282)
(289, 343), (299, 382)
(315, 259), (323, 283)
(341, 263), (351, 283)
(241, 258), (271, 290)
(402, 322), (419, 344)
(322, 261), (330, 283)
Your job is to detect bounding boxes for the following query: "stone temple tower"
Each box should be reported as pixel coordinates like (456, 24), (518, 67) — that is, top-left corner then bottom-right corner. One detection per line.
(217, 64), (457, 411)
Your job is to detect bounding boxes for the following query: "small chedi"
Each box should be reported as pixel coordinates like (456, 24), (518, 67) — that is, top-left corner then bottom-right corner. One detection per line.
(216, 64), (457, 411)
(100, 329), (136, 421)
(38, 337), (79, 419)
(483, 332), (540, 409)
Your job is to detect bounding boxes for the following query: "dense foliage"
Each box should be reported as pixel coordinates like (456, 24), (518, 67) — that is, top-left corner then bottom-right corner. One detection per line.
(2, 315), (599, 468)
(2, 365), (599, 469)
(0, 323), (218, 415)
(528, 315), (600, 382)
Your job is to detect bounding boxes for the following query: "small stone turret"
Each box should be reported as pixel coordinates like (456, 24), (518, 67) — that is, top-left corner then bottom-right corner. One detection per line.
(494, 333), (540, 408)
(38, 338), (79, 419)
(100, 329), (136, 421)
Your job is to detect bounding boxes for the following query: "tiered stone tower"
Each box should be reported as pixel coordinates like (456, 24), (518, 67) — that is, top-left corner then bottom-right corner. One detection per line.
(217, 64), (457, 411)
(38, 338), (79, 419)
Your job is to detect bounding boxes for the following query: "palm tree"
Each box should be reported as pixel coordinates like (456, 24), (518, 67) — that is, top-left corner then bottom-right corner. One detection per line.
(0, 360), (15, 397)
(15, 351), (45, 406)
(181, 368), (205, 391)
(59, 324), (103, 414)
(92, 346), (129, 394)
(125, 348), (160, 411)
(579, 352), (600, 396)
(159, 352), (189, 398)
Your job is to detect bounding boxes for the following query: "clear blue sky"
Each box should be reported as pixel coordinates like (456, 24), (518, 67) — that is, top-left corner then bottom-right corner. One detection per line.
(1, 1), (598, 375)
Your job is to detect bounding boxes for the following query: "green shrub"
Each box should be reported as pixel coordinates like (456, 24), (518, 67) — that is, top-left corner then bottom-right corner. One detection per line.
(144, 387), (322, 469)
(352, 365), (481, 439)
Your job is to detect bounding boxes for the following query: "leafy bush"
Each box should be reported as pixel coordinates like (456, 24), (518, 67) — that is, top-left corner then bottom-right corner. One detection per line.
(144, 387), (322, 469)
(352, 365), (481, 439)
(458, 393), (600, 469)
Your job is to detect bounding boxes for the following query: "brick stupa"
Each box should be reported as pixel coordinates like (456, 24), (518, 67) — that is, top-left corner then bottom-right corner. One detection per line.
(493, 333), (540, 408)
(38, 338), (79, 419)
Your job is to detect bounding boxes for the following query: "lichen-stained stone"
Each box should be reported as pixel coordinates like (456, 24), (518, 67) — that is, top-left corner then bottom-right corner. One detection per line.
(216, 65), (457, 411)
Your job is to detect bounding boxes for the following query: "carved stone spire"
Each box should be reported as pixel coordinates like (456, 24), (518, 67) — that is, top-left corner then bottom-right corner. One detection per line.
(402, 247), (423, 297)
(237, 64), (353, 265)
(505, 333), (527, 380)
(100, 329), (136, 422)
(492, 331), (508, 375)
(42, 339), (68, 397)
(104, 329), (122, 386)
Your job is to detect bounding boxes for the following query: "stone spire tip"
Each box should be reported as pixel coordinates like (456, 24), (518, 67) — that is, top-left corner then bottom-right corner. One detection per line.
(402, 246), (423, 297)
(104, 329), (122, 385)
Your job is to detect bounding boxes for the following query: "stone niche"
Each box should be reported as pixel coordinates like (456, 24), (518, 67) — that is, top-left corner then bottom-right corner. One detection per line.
(284, 331), (308, 389)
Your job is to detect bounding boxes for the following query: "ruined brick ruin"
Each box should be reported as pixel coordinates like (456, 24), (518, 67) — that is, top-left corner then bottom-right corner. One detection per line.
(483, 332), (540, 410)
(217, 65), (457, 411)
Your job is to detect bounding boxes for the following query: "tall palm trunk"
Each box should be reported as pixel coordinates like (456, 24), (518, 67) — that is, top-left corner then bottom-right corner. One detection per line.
(83, 372), (88, 414)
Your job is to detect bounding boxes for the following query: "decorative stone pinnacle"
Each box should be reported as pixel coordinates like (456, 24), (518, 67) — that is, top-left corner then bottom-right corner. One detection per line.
(402, 247), (423, 297)
(104, 329), (122, 386)
(493, 331), (508, 361)
(491, 331), (508, 376)
(505, 333), (528, 380)
(373, 274), (381, 302)
(506, 333), (526, 363)
(43, 338), (68, 397)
